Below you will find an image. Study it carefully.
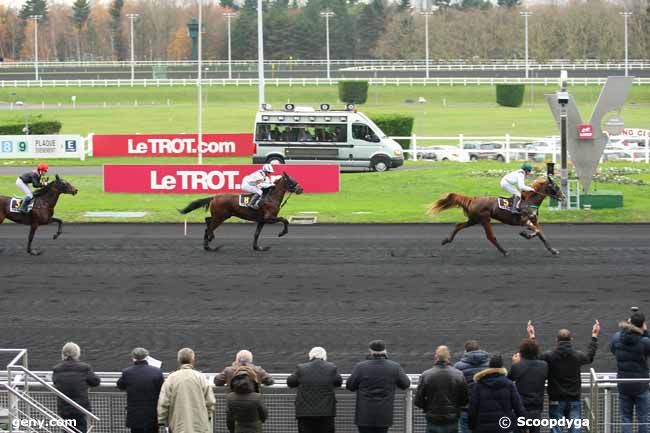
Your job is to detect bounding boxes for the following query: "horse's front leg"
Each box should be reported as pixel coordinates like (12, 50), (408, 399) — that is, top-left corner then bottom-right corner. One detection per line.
(27, 223), (41, 256)
(275, 216), (289, 237)
(526, 221), (559, 255)
(51, 217), (63, 240)
(253, 221), (270, 251)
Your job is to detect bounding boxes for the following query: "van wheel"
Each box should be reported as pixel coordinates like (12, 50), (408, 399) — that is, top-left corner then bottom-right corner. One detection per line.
(265, 156), (285, 165)
(496, 154), (505, 162)
(371, 156), (390, 172)
(470, 155), (479, 161)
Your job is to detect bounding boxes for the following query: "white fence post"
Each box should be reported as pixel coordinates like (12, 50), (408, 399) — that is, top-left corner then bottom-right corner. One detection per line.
(411, 134), (417, 161)
(646, 137), (649, 164)
(505, 133), (511, 163)
(459, 133), (464, 151)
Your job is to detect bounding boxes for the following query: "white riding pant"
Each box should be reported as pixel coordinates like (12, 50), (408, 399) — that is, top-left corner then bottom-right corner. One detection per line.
(242, 183), (263, 196)
(16, 178), (33, 198)
(500, 180), (521, 197)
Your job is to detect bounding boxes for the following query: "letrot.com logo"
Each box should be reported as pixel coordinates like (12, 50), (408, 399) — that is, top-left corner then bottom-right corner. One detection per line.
(497, 416), (590, 430)
(12, 418), (77, 429)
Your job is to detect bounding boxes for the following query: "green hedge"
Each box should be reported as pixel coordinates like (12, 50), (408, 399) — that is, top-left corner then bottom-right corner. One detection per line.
(0, 120), (62, 135)
(371, 114), (414, 149)
(496, 84), (525, 107)
(338, 80), (369, 105)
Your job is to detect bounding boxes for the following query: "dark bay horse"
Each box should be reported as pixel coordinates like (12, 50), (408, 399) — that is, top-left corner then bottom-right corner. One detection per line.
(0, 175), (78, 255)
(429, 177), (564, 256)
(179, 172), (304, 251)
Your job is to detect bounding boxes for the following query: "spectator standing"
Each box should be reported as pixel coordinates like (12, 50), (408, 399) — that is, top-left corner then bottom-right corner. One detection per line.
(346, 340), (411, 433)
(287, 346), (343, 433)
(509, 339), (548, 433)
(454, 340), (489, 433)
(469, 354), (525, 433)
(157, 348), (216, 433)
(415, 346), (468, 433)
(226, 365), (268, 433)
(117, 347), (164, 433)
(52, 342), (101, 433)
(610, 312), (650, 433)
(214, 350), (274, 392)
(529, 320), (600, 433)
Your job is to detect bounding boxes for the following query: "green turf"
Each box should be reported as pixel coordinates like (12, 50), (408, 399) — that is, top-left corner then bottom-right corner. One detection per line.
(2, 161), (650, 223)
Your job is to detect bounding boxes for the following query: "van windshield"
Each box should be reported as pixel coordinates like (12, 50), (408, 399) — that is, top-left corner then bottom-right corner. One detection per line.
(355, 113), (386, 138)
(256, 123), (347, 143)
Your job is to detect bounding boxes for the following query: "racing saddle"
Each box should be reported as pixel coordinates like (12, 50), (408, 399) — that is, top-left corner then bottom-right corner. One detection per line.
(9, 197), (34, 214)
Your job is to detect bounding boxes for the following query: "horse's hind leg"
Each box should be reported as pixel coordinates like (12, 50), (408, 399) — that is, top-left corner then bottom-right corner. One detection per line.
(442, 220), (474, 246)
(204, 217), (224, 252)
(51, 217), (63, 240)
(204, 217), (215, 242)
(480, 216), (509, 256)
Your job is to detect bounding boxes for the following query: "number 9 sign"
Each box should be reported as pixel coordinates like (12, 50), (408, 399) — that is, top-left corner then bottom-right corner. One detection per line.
(18, 141), (27, 152)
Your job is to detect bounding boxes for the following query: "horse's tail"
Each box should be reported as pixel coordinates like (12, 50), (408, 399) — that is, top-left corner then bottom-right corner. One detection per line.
(428, 193), (473, 216)
(178, 197), (212, 214)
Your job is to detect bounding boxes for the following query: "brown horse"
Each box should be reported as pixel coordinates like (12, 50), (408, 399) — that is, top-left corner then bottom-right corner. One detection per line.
(179, 172), (304, 251)
(0, 175), (78, 255)
(429, 177), (565, 256)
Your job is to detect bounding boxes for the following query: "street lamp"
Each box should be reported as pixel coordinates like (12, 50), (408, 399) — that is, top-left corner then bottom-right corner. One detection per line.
(257, 0), (265, 108)
(320, 11), (335, 81)
(126, 13), (139, 84)
(30, 15), (42, 81)
(520, 10), (533, 79)
(420, 10), (433, 79)
(197, 0), (204, 164)
(224, 12), (237, 80)
(620, 11), (632, 77)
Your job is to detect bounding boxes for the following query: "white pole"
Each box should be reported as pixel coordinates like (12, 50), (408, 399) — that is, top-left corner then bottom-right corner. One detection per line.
(520, 11), (532, 80)
(257, 0), (265, 108)
(31, 15), (42, 81)
(226, 14), (234, 80)
(620, 11), (632, 77)
(420, 11), (433, 79)
(127, 14), (139, 84)
(197, 0), (203, 164)
(320, 11), (334, 81)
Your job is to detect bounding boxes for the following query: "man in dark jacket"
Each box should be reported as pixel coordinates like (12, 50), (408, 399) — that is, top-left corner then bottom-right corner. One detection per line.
(117, 347), (164, 433)
(454, 340), (489, 433)
(214, 350), (274, 392)
(415, 346), (468, 433)
(610, 312), (650, 433)
(287, 346), (343, 433)
(52, 342), (101, 433)
(346, 340), (411, 433)
(226, 365), (268, 433)
(509, 339), (548, 433)
(529, 320), (600, 433)
(469, 355), (525, 433)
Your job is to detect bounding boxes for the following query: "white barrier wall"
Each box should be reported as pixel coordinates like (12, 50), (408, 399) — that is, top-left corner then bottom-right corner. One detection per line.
(0, 135), (85, 160)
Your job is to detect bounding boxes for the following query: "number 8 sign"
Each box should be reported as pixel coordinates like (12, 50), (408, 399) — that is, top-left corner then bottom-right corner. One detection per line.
(1, 141), (12, 153)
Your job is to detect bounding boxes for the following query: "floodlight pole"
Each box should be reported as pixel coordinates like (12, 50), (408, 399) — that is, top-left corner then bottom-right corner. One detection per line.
(127, 14), (139, 84)
(30, 15), (42, 81)
(420, 11), (433, 79)
(520, 10), (533, 79)
(620, 11), (632, 77)
(224, 12), (236, 80)
(559, 70), (568, 210)
(257, 0), (265, 108)
(320, 11), (335, 81)
(197, 0), (203, 164)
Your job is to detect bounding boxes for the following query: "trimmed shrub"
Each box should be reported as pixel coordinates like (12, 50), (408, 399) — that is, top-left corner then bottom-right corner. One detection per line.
(496, 84), (525, 107)
(0, 120), (62, 135)
(370, 114), (414, 149)
(338, 80), (369, 105)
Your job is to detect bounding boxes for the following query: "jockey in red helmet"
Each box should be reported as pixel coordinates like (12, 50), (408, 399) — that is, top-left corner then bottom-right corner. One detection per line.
(16, 162), (49, 213)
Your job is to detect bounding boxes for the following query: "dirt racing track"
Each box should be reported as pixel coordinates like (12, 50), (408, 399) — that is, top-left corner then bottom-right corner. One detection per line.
(1, 223), (648, 373)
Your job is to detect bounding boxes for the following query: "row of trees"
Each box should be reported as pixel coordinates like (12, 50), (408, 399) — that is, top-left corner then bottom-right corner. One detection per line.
(1, 0), (649, 63)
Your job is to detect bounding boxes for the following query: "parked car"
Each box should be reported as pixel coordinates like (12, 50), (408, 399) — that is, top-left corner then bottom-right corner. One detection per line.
(526, 139), (558, 161)
(462, 142), (507, 162)
(419, 146), (469, 162)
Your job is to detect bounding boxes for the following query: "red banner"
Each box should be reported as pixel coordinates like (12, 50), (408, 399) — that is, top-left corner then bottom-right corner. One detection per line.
(103, 165), (340, 194)
(92, 133), (254, 157)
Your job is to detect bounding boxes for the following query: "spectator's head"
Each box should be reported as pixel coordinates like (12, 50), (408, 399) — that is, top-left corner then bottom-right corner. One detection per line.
(132, 347), (149, 362)
(464, 340), (480, 352)
(434, 345), (451, 364)
(488, 354), (503, 369)
(557, 329), (572, 342)
(177, 348), (195, 366)
(518, 339), (540, 360)
(309, 346), (327, 361)
(61, 342), (80, 361)
(369, 340), (387, 356)
(631, 312), (646, 329)
(235, 350), (253, 365)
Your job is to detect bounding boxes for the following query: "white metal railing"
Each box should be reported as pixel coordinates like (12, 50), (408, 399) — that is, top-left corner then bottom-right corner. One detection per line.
(3, 77), (650, 88)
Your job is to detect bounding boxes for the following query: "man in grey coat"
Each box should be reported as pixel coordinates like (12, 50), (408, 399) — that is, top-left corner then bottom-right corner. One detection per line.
(346, 340), (411, 433)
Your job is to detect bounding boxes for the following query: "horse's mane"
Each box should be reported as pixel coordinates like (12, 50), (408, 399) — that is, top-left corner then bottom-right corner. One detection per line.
(523, 177), (549, 200)
(32, 183), (52, 197)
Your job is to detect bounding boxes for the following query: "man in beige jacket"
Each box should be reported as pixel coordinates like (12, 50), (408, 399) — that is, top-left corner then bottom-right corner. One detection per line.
(158, 348), (216, 433)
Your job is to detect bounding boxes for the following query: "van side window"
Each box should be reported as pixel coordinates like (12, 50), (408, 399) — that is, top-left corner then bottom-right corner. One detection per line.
(256, 125), (272, 141)
(352, 124), (377, 142)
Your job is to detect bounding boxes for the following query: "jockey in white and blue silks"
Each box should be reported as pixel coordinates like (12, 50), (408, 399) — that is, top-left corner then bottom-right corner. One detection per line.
(241, 163), (275, 209)
(500, 162), (534, 214)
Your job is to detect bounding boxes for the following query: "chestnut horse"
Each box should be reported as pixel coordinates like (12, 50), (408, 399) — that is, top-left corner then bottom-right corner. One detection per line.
(179, 172), (304, 251)
(0, 175), (78, 255)
(429, 177), (564, 256)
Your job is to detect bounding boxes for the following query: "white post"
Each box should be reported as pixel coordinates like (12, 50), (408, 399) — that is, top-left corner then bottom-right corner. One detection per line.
(197, 0), (203, 164)
(224, 12), (236, 80)
(520, 11), (532, 79)
(421, 11), (433, 79)
(31, 15), (42, 81)
(411, 133), (417, 161)
(620, 11), (632, 77)
(127, 14), (139, 85)
(505, 133), (511, 163)
(257, 0), (265, 108)
(320, 11), (335, 81)
(645, 137), (649, 164)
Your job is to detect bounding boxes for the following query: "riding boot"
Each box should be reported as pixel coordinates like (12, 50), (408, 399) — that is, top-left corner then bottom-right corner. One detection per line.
(19, 197), (33, 213)
(510, 195), (521, 214)
(249, 194), (261, 210)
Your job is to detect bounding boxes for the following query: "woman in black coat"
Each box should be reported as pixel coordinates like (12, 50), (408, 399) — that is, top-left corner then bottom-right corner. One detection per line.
(469, 355), (526, 433)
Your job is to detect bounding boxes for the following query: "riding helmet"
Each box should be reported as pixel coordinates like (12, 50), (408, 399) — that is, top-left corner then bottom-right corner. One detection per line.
(37, 162), (49, 172)
(521, 162), (533, 172)
(262, 163), (275, 174)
